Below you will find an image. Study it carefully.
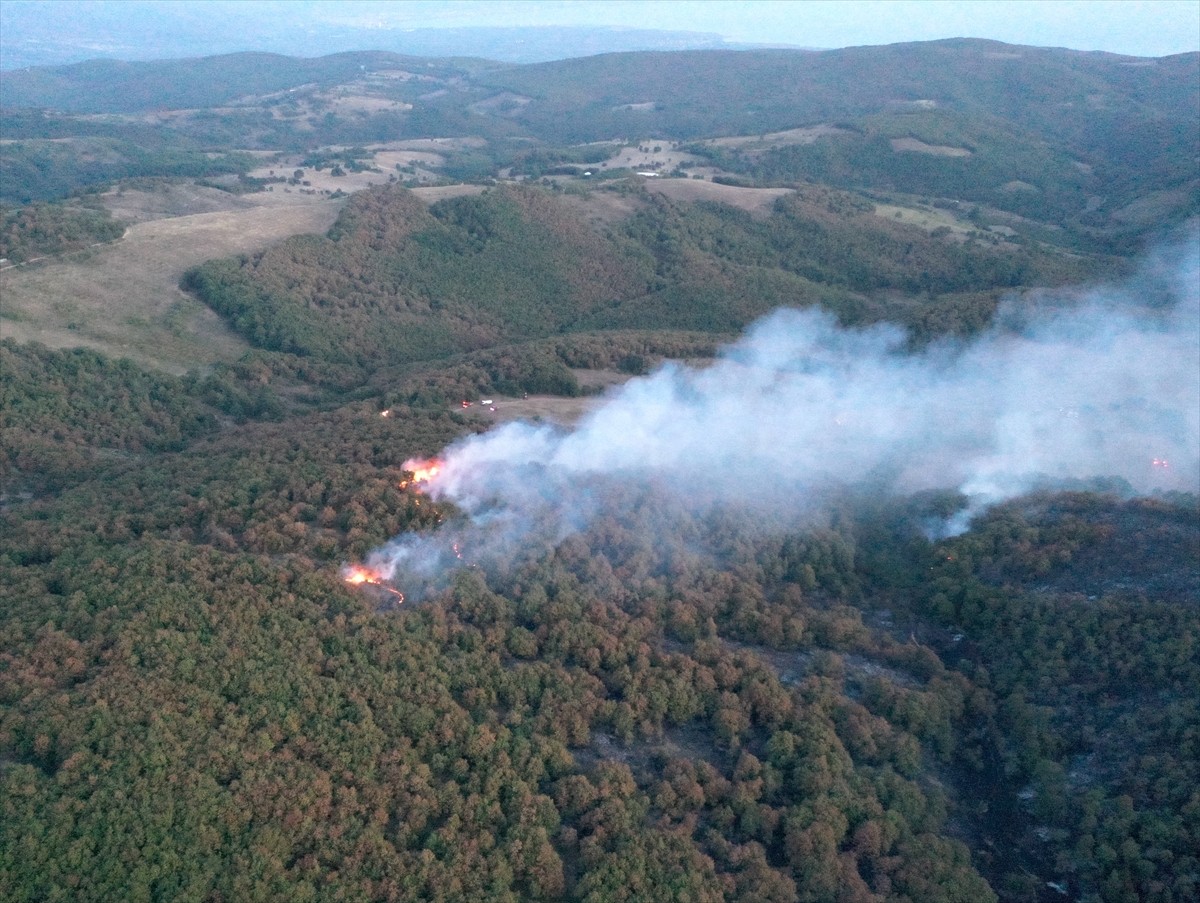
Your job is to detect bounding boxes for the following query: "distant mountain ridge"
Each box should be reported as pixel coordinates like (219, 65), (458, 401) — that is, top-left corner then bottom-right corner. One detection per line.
(0, 16), (790, 70)
(4, 39), (1193, 135)
(478, 39), (1198, 142)
(2, 40), (1196, 243)
(0, 51), (466, 114)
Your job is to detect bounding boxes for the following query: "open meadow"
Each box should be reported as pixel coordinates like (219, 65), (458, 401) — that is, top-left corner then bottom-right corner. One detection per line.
(1, 190), (342, 372)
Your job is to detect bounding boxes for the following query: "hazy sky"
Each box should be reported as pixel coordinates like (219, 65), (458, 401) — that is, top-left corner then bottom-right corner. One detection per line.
(338, 0), (1199, 56)
(4, 0), (1198, 62)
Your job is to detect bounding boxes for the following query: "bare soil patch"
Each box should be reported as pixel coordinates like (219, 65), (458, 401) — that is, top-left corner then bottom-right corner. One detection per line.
(250, 139), (487, 192)
(317, 91), (412, 115)
(370, 150), (446, 171)
(387, 137), (488, 152)
(553, 189), (644, 229)
(872, 202), (973, 234)
(276, 167), (393, 195)
(102, 181), (319, 224)
(872, 200), (1021, 246)
(452, 394), (600, 428)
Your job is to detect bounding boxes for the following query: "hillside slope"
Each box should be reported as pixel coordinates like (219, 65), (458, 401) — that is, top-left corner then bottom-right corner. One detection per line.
(180, 181), (1097, 381)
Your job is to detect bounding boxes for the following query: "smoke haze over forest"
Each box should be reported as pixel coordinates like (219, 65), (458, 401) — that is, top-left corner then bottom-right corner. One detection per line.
(361, 226), (1200, 595)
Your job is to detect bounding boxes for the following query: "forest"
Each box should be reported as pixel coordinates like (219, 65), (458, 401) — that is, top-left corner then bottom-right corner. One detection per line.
(2, 37), (1198, 903)
(179, 180), (1098, 380)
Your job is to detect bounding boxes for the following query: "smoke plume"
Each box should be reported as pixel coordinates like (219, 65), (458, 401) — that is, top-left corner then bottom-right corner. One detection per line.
(360, 230), (1199, 595)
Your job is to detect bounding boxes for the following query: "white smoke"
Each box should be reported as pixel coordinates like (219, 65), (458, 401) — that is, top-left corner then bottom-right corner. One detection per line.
(361, 231), (1199, 593)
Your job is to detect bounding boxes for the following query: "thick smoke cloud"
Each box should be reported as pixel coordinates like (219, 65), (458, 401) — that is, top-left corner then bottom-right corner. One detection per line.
(361, 230), (1199, 594)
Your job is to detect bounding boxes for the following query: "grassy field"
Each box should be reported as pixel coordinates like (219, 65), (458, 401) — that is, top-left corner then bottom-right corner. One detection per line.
(871, 201), (977, 235)
(435, 368), (634, 427)
(1, 193), (344, 373)
(647, 178), (793, 214)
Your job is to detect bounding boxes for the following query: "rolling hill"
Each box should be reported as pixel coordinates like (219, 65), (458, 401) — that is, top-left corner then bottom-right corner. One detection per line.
(3, 40), (1195, 245)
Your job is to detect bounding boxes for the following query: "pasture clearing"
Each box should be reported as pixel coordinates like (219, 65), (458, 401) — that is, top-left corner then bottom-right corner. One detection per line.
(1, 195), (344, 373)
(594, 140), (704, 174)
(707, 124), (852, 153)
(889, 137), (973, 156)
(647, 179), (793, 215)
(872, 202), (976, 234)
(443, 369), (634, 427)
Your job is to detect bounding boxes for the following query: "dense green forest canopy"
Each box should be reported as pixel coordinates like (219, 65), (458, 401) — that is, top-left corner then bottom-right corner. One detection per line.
(3, 327), (1197, 901)
(0, 136), (257, 205)
(0, 200), (125, 262)
(2, 40), (1198, 903)
(179, 180), (1098, 382)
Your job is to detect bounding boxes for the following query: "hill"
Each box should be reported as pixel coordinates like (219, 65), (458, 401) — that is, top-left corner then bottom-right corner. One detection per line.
(0, 51), (492, 114)
(480, 40), (1198, 140)
(7, 40), (1193, 143)
(3, 41), (1195, 247)
(179, 180), (1097, 384)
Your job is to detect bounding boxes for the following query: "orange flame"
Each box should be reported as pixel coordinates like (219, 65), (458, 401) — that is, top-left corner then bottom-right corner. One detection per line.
(343, 566), (378, 585)
(342, 566), (405, 602)
(401, 457), (443, 490)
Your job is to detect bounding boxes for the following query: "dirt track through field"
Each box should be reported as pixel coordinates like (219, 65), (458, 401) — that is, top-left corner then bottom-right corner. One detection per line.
(1, 198), (344, 373)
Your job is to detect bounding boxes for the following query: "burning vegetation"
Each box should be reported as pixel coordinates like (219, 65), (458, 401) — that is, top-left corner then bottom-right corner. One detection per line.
(343, 457), (449, 600)
(398, 456), (443, 490)
(341, 564), (405, 601)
